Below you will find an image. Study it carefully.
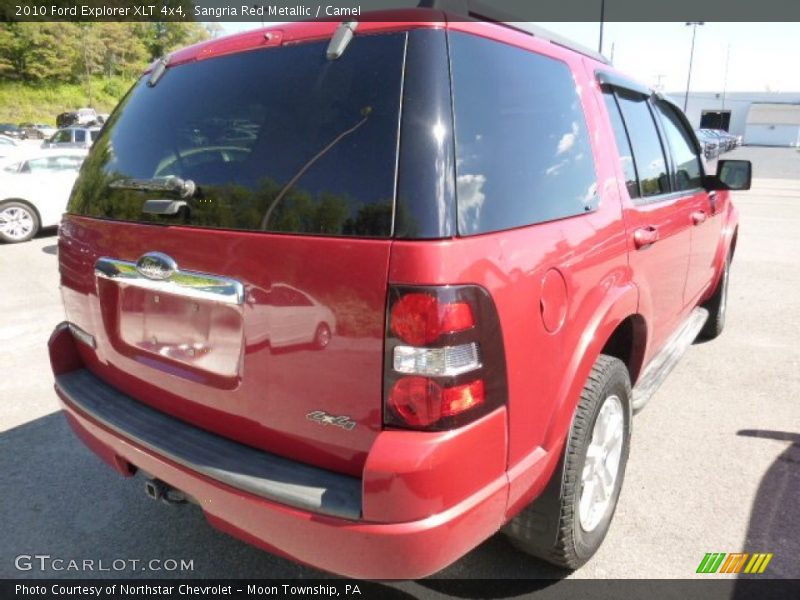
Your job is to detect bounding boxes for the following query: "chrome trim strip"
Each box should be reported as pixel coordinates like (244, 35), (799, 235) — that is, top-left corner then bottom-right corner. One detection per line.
(95, 257), (244, 306)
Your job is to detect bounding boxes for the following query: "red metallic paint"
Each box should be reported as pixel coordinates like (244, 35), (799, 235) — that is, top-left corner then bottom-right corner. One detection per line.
(57, 385), (508, 580)
(59, 216), (392, 477)
(50, 12), (739, 578)
(363, 408), (508, 522)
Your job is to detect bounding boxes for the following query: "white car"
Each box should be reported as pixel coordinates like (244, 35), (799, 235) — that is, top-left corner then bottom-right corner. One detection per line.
(0, 135), (22, 160)
(246, 284), (336, 350)
(0, 149), (87, 243)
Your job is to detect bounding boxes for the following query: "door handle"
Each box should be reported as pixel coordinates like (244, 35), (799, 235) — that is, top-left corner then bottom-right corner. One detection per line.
(691, 210), (707, 225)
(633, 226), (659, 249)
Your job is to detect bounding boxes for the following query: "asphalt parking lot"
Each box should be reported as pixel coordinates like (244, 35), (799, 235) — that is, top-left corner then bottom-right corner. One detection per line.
(1, 147), (798, 593)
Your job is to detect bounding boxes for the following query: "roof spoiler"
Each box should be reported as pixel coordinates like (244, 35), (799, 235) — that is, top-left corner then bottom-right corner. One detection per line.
(417, 0), (610, 65)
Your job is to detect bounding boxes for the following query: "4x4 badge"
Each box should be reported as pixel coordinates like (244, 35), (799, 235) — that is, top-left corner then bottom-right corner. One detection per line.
(135, 252), (177, 281)
(306, 410), (356, 431)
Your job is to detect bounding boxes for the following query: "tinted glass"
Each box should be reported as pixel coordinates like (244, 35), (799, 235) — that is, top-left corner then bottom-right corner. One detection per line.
(74, 130), (86, 143)
(653, 101), (703, 191)
(602, 91), (639, 199)
(70, 34), (406, 237)
(450, 32), (598, 235)
(616, 92), (669, 197)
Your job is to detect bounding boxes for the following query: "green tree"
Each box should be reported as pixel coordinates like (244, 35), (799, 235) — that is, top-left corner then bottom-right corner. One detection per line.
(0, 22), (81, 82)
(137, 22), (208, 60)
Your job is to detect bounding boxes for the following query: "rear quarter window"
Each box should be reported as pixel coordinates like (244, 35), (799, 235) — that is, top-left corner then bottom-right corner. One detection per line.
(449, 32), (598, 235)
(69, 33), (406, 238)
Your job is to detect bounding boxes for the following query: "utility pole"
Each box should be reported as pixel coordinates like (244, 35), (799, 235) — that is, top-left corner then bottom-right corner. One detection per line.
(721, 43), (730, 110)
(683, 22), (704, 113)
(598, 0), (605, 54)
(81, 24), (92, 108)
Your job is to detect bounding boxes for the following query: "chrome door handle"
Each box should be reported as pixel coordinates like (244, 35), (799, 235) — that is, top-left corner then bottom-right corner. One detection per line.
(691, 210), (707, 226)
(633, 226), (659, 249)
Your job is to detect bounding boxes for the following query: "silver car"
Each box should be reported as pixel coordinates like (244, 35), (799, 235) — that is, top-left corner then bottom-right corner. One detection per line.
(42, 126), (101, 150)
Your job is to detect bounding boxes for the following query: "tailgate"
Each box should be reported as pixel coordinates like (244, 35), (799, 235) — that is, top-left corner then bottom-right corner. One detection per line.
(59, 30), (407, 476)
(60, 217), (390, 476)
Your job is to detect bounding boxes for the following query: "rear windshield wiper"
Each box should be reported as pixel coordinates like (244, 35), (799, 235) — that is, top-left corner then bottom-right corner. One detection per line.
(110, 176), (196, 198)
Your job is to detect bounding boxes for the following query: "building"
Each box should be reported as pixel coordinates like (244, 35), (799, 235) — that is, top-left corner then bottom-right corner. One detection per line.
(667, 91), (800, 147)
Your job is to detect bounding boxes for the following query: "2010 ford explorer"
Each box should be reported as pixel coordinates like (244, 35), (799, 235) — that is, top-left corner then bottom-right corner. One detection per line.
(48, 3), (750, 579)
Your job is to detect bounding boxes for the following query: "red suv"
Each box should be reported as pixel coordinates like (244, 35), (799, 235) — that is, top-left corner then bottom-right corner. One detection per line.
(49, 5), (750, 579)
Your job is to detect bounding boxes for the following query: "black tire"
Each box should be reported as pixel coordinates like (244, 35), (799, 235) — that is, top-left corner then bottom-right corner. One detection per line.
(699, 254), (730, 341)
(504, 355), (632, 569)
(313, 323), (331, 350)
(0, 201), (40, 243)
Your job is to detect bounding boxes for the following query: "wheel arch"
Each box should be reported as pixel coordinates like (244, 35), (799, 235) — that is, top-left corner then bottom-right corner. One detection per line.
(542, 283), (641, 452)
(598, 314), (648, 386)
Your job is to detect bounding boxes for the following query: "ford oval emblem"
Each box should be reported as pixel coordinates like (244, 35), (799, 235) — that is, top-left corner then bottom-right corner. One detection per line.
(135, 252), (177, 281)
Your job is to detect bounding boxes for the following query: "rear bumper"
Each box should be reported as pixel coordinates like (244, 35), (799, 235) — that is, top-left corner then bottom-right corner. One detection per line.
(50, 323), (511, 579)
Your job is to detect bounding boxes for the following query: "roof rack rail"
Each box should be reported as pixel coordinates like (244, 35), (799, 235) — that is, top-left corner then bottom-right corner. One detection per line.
(417, 0), (611, 65)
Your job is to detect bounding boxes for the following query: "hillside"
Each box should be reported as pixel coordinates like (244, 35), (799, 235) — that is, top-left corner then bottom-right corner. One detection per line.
(0, 76), (134, 125)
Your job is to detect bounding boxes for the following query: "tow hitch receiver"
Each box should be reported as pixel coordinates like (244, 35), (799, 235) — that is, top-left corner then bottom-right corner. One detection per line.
(144, 478), (188, 505)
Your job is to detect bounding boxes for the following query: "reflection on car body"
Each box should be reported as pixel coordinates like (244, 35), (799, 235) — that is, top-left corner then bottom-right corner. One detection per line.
(246, 283), (336, 351)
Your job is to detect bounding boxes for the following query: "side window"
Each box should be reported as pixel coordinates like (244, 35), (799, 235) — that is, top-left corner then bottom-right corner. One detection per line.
(450, 32), (598, 235)
(653, 101), (703, 191)
(74, 130), (86, 143)
(51, 156), (84, 171)
(53, 130), (70, 143)
(24, 158), (51, 173)
(615, 91), (669, 198)
(602, 91), (639, 199)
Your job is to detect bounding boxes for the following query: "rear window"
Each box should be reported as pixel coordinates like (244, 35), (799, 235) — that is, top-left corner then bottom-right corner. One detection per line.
(70, 33), (406, 237)
(449, 32), (598, 235)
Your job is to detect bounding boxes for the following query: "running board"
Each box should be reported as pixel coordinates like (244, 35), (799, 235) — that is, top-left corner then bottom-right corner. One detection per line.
(631, 307), (709, 413)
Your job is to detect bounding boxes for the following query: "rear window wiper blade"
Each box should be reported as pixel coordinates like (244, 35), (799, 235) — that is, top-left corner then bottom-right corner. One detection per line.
(110, 176), (196, 198)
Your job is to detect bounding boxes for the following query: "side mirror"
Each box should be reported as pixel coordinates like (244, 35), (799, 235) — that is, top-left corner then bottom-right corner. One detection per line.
(706, 159), (752, 191)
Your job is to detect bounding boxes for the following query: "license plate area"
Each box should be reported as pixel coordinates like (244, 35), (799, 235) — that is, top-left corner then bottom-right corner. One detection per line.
(95, 256), (245, 383)
(118, 287), (243, 378)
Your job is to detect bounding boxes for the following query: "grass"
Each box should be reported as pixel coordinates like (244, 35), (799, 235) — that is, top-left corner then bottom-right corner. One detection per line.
(0, 76), (135, 125)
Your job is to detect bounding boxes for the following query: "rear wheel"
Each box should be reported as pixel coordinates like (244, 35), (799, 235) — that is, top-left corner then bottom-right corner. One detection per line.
(699, 254), (730, 340)
(0, 201), (39, 243)
(505, 355), (631, 569)
(313, 323), (331, 350)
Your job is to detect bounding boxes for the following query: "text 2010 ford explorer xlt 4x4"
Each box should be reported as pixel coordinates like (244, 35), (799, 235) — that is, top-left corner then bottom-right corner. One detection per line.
(48, 4), (751, 579)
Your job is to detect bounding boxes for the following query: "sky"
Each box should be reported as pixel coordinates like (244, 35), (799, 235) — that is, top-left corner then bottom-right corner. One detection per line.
(214, 21), (800, 93)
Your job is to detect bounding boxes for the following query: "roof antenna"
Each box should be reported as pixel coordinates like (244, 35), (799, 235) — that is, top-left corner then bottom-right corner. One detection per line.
(326, 21), (358, 60)
(147, 56), (169, 87)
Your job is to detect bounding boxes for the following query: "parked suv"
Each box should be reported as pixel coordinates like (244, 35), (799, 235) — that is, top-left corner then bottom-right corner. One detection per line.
(42, 125), (101, 150)
(49, 4), (750, 579)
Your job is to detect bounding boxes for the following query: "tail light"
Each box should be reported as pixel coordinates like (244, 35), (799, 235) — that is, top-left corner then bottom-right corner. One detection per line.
(383, 285), (507, 431)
